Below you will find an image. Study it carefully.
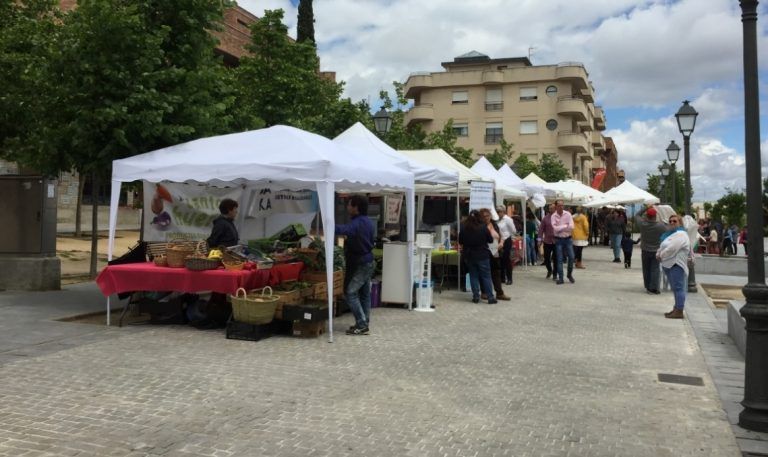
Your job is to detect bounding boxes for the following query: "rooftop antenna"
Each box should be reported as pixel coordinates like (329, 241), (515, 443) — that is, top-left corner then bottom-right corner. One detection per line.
(528, 46), (535, 62)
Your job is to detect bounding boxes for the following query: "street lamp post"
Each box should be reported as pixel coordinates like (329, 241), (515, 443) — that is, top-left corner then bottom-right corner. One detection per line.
(660, 164), (670, 204)
(659, 175), (667, 204)
(738, 0), (768, 433)
(666, 140), (680, 210)
(372, 107), (393, 135)
(675, 100), (698, 293)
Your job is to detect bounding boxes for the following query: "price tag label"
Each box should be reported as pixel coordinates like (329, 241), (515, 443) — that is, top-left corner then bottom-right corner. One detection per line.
(304, 313), (312, 321)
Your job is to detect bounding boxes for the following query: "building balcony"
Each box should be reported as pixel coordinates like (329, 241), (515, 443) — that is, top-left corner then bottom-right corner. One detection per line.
(404, 72), (433, 98)
(578, 120), (594, 132)
(580, 87), (595, 103)
(404, 103), (434, 125)
(557, 96), (588, 121)
(594, 106), (606, 130)
(481, 70), (504, 84)
(555, 62), (589, 89)
(557, 131), (589, 154)
(591, 131), (605, 150)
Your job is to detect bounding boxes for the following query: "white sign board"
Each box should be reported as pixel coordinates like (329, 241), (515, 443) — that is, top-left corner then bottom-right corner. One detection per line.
(469, 181), (496, 218)
(385, 195), (403, 224)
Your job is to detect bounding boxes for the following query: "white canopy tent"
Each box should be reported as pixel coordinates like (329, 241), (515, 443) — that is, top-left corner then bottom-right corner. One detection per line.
(334, 123), (458, 186)
(497, 164), (550, 197)
(107, 125), (416, 341)
(398, 149), (497, 195)
(606, 180), (660, 205)
(546, 179), (606, 204)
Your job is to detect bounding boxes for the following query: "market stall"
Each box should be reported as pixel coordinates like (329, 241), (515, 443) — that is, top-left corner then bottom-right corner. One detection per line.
(105, 125), (415, 341)
(333, 123), (459, 307)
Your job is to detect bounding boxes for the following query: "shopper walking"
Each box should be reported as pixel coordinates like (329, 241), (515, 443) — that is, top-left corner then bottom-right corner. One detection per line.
(525, 208), (538, 266)
(739, 226), (748, 255)
(335, 195), (375, 335)
(459, 210), (496, 304)
(480, 208), (510, 301)
(552, 200), (575, 285)
(496, 205), (516, 285)
(657, 215), (692, 319)
(572, 206), (589, 269)
(606, 210), (626, 263)
(635, 206), (667, 294)
(539, 203), (556, 280)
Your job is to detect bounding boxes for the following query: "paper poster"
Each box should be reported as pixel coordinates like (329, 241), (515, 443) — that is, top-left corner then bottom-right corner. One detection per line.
(143, 182), (319, 242)
(385, 195), (403, 224)
(469, 181), (495, 212)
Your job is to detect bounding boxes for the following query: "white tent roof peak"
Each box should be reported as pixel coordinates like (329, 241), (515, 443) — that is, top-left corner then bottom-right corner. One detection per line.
(469, 157), (526, 199)
(607, 180), (660, 205)
(334, 122), (458, 186)
(523, 172), (548, 185)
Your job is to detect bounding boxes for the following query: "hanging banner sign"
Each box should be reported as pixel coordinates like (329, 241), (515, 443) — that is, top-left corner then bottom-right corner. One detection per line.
(143, 182), (318, 242)
(385, 195), (403, 224)
(469, 181), (495, 212)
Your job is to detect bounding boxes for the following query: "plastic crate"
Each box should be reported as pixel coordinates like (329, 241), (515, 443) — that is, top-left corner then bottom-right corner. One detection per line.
(225, 318), (272, 342)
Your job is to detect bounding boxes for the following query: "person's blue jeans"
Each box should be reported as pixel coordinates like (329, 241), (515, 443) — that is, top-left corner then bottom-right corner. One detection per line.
(345, 261), (375, 329)
(663, 264), (687, 310)
(555, 237), (575, 281)
(526, 238), (537, 265)
(610, 233), (623, 260)
(641, 250), (660, 291)
(467, 257), (494, 302)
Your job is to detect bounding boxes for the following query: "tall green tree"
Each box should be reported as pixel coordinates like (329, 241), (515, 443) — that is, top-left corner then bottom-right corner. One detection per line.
(296, 0), (315, 45)
(646, 161), (687, 212)
(538, 153), (570, 182)
(511, 154), (539, 178)
(2, 0), (235, 277)
(484, 139), (514, 169)
(711, 189), (746, 226)
(235, 9), (341, 130)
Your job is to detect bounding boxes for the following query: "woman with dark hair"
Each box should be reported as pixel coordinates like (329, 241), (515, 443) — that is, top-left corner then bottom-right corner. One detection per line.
(459, 210), (496, 304)
(480, 208), (510, 301)
(207, 198), (239, 248)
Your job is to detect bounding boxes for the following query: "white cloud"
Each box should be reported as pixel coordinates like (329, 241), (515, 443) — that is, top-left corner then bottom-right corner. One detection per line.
(233, 0), (768, 201)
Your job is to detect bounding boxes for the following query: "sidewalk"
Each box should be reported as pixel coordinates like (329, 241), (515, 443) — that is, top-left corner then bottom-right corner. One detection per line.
(0, 246), (757, 456)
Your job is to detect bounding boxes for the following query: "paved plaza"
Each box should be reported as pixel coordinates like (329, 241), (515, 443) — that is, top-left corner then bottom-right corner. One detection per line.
(0, 247), (756, 456)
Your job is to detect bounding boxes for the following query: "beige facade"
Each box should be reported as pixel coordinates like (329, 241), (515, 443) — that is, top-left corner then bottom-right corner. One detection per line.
(403, 52), (607, 183)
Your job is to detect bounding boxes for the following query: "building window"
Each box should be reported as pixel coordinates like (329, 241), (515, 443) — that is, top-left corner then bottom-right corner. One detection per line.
(546, 119), (558, 131)
(452, 91), (468, 104)
(520, 120), (538, 135)
(520, 87), (537, 101)
(485, 122), (503, 144)
(452, 123), (469, 137)
(545, 85), (558, 97)
(485, 88), (503, 111)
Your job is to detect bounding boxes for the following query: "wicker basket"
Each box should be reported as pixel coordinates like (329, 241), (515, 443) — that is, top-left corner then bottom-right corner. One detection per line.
(153, 255), (168, 267)
(230, 287), (279, 325)
(166, 241), (196, 268)
(222, 259), (245, 271)
(185, 256), (221, 271)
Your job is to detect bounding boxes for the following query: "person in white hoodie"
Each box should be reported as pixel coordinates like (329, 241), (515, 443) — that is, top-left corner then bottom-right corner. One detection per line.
(656, 214), (691, 319)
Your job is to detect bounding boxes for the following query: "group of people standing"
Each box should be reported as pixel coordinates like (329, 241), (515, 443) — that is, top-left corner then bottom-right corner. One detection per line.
(698, 219), (748, 256)
(458, 207), (514, 304)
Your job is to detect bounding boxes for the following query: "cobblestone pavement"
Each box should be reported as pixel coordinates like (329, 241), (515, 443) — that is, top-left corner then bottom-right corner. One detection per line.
(0, 247), (740, 456)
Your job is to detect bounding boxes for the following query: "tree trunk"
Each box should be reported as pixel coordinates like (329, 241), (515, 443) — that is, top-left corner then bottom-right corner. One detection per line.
(75, 175), (85, 237)
(89, 172), (99, 279)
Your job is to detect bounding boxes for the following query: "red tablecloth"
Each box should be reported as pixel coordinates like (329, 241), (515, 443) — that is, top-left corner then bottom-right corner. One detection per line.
(95, 262), (304, 296)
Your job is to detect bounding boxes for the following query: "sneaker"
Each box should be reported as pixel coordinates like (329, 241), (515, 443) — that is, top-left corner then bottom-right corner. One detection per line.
(567, 275), (575, 284)
(505, 280), (513, 285)
(556, 279), (564, 285)
(488, 299), (498, 304)
(546, 271), (552, 279)
(472, 297), (480, 304)
(613, 258), (621, 263)
(346, 326), (370, 335)
(497, 294), (512, 301)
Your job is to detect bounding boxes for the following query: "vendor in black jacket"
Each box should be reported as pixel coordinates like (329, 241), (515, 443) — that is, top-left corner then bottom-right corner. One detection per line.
(207, 198), (239, 248)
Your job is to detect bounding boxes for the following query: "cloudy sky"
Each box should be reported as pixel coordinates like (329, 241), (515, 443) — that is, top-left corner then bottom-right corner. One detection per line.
(239, 0), (768, 202)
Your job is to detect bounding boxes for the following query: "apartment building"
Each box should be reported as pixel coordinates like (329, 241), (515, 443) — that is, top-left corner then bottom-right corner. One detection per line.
(403, 51), (607, 183)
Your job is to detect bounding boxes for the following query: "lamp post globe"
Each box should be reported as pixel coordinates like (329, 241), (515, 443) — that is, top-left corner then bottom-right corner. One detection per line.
(737, 0), (768, 433)
(665, 141), (679, 214)
(373, 107), (393, 134)
(660, 164), (670, 177)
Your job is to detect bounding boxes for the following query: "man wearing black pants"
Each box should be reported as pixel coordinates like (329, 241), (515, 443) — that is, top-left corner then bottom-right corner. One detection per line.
(636, 206), (668, 294)
(539, 203), (556, 279)
(496, 205), (516, 285)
